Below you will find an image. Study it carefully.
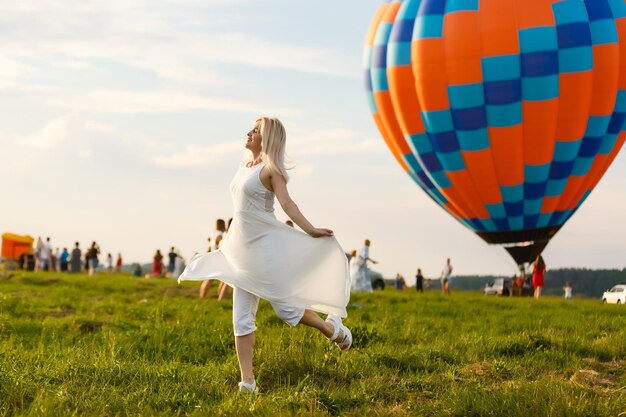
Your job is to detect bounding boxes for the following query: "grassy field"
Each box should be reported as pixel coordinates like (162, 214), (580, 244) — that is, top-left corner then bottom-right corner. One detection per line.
(0, 271), (624, 416)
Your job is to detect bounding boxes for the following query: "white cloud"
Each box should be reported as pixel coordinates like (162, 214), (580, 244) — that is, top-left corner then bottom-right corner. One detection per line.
(151, 141), (244, 167)
(150, 127), (385, 169)
(19, 113), (81, 149)
(43, 89), (296, 115)
(289, 128), (384, 156)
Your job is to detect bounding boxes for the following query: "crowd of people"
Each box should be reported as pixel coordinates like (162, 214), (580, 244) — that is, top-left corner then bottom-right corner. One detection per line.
(17, 237), (122, 276)
(16, 237), (562, 300)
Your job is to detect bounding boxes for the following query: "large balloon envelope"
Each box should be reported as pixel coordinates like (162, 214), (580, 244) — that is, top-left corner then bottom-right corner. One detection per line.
(364, 0), (626, 265)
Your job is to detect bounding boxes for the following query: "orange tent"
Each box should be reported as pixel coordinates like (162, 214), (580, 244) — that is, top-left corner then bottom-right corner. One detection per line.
(1, 233), (34, 259)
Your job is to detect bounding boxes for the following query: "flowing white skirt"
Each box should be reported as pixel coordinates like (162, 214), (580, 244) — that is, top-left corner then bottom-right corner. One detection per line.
(178, 210), (351, 317)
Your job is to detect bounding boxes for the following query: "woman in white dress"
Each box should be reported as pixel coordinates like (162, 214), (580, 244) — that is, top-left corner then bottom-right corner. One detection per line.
(349, 249), (368, 293)
(179, 117), (352, 393)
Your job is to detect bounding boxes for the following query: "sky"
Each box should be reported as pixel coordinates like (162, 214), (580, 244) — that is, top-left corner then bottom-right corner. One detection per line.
(1, 0), (625, 280)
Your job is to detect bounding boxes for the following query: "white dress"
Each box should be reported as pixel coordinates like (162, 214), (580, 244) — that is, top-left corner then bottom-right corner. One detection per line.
(351, 246), (373, 293)
(178, 163), (351, 317)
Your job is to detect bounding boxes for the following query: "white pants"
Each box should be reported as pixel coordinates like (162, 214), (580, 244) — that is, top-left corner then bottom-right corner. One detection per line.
(233, 287), (304, 336)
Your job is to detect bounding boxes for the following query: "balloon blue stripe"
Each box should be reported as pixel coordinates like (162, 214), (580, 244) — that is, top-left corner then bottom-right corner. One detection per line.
(522, 75), (559, 101)
(413, 15), (444, 39)
(485, 102), (522, 127)
(399, 0), (422, 18)
(417, 0), (446, 16)
(578, 136), (604, 157)
(370, 68), (388, 92)
(493, 218), (509, 230)
(456, 128), (490, 151)
(524, 164), (551, 183)
(571, 156), (594, 175)
(524, 182), (547, 200)
(420, 151), (444, 172)
(536, 213), (552, 228)
(501, 184), (523, 202)
(589, 19), (619, 45)
(448, 83), (485, 108)
(484, 79), (522, 105)
(519, 27), (558, 53)
(524, 199), (543, 216)
(598, 133), (619, 154)
(451, 107), (488, 131)
(607, 112), (626, 134)
(584, 0), (614, 21)
(389, 18), (415, 43)
(558, 46), (593, 73)
(407, 133), (433, 154)
(388, 42), (412, 66)
(557, 22), (592, 49)
(504, 201), (524, 217)
(549, 160), (576, 180)
(545, 178), (568, 197)
(428, 170), (452, 188)
(431, 131), (460, 153)
(553, 1), (590, 25)
(445, 0), (478, 13)
(468, 218), (486, 231)
(521, 50), (559, 77)
(584, 115), (611, 137)
(486, 203), (506, 218)
(482, 55), (521, 82)
(371, 45), (388, 69)
(422, 109), (454, 133)
(524, 214), (540, 229)
(374, 22), (393, 46)
(553, 140), (582, 162)
(608, 0), (626, 18)
(438, 150), (465, 171)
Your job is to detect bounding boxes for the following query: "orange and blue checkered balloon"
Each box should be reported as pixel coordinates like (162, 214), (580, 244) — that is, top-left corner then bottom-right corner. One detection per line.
(365, 0), (626, 249)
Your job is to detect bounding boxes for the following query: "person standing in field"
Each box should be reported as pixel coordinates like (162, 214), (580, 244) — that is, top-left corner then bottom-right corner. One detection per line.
(106, 253), (113, 273)
(199, 219), (226, 298)
(349, 249), (367, 293)
(70, 242), (82, 273)
(179, 117), (351, 394)
(40, 237), (53, 271)
(152, 250), (164, 277)
(532, 255), (546, 299)
(59, 248), (70, 272)
(353, 239), (377, 293)
(167, 247), (178, 278)
(441, 258), (453, 295)
(87, 242), (100, 276)
(563, 281), (573, 300)
(115, 253), (123, 272)
(415, 268), (424, 293)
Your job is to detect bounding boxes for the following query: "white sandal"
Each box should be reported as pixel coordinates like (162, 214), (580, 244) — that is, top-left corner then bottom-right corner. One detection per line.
(238, 380), (258, 394)
(325, 315), (352, 351)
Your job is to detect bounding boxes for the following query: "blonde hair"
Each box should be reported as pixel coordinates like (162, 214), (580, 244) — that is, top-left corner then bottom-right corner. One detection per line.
(247, 117), (290, 182)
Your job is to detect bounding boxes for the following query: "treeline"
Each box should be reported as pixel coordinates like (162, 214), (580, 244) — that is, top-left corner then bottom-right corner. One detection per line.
(451, 268), (626, 298)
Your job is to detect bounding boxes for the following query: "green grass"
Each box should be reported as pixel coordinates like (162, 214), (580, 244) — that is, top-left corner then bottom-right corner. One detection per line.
(0, 271), (624, 416)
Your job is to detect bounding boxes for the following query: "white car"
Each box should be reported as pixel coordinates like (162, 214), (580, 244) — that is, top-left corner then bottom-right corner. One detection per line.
(602, 285), (626, 304)
(485, 278), (508, 296)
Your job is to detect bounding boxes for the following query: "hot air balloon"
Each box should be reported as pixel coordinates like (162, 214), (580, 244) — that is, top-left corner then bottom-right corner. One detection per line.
(364, 0), (626, 266)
